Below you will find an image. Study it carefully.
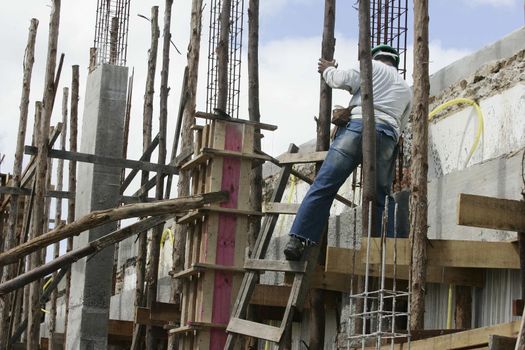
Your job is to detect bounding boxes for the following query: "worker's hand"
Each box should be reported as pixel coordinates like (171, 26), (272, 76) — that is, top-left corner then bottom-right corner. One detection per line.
(318, 58), (338, 74)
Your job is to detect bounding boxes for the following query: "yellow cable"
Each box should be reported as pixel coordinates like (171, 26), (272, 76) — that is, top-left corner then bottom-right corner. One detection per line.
(43, 276), (53, 291)
(160, 228), (174, 249)
(428, 98), (485, 168)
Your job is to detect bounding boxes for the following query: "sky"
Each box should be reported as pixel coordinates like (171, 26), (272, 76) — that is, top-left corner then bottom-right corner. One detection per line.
(0, 0), (523, 188)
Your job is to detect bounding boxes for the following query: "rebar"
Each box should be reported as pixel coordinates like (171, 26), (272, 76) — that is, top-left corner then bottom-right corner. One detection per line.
(94, 0), (130, 66)
(206, 0), (245, 118)
(370, 0), (408, 78)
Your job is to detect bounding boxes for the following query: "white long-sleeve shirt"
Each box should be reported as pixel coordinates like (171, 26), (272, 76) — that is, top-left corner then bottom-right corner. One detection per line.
(322, 60), (412, 139)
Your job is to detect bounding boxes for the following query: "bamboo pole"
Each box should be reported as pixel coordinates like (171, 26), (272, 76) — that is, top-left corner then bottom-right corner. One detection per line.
(49, 87), (68, 350)
(167, 0), (204, 347)
(216, 0), (232, 112)
(63, 65), (78, 345)
(0, 192), (228, 268)
(409, 0), (429, 331)
(145, 1), (172, 348)
(0, 18), (38, 349)
(132, 7), (159, 350)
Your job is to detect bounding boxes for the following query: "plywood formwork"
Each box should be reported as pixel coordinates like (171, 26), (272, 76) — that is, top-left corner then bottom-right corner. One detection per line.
(173, 117), (259, 349)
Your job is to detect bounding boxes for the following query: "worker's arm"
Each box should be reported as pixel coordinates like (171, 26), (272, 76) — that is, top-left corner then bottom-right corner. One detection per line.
(322, 66), (361, 93)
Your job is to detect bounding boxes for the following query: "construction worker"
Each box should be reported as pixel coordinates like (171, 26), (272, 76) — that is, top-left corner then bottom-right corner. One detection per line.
(284, 44), (413, 261)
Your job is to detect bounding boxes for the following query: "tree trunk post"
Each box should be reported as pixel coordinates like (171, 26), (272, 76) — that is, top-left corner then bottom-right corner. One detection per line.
(409, 0), (430, 331)
(167, 1), (204, 348)
(0, 18), (38, 349)
(216, 0), (232, 112)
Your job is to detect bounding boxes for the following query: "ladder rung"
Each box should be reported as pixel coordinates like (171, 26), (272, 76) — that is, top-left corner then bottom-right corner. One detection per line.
(227, 318), (282, 343)
(244, 259), (307, 273)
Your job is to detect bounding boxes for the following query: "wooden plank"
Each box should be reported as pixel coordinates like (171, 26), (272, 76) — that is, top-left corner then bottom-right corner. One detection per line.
(368, 320), (521, 350)
(458, 193), (525, 232)
(244, 259), (307, 273)
(167, 322), (227, 334)
(226, 318), (282, 343)
(202, 147), (273, 161)
(250, 285), (291, 307)
(513, 299), (524, 317)
(176, 207), (263, 224)
(488, 335), (516, 350)
(25, 146), (178, 175)
(108, 319), (134, 337)
(277, 151), (327, 164)
(329, 238), (519, 269)
(135, 307), (166, 327)
(326, 246), (485, 287)
(263, 202), (300, 215)
(195, 111), (277, 131)
(0, 186), (73, 199)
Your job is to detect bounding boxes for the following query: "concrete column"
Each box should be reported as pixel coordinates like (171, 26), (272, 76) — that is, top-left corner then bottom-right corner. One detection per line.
(66, 64), (128, 350)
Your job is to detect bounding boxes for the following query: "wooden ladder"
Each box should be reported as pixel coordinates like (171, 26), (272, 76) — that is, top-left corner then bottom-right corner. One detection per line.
(224, 144), (323, 349)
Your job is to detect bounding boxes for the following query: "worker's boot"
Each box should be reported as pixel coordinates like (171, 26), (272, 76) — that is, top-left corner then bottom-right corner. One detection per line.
(284, 236), (305, 261)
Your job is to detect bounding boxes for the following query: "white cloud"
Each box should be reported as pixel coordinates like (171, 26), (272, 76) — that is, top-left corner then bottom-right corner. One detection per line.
(467, 0), (517, 7)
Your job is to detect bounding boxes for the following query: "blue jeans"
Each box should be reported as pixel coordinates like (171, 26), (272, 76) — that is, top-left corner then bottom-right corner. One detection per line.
(290, 119), (398, 244)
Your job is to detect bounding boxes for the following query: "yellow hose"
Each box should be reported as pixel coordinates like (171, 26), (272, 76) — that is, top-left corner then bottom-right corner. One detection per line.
(160, 227), (174, 249)
(447, 284), (454, 329)
(428, 98), (485, 168)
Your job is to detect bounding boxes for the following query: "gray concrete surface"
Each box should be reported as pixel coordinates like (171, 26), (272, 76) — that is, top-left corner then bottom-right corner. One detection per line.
(65, 64), (128, 350)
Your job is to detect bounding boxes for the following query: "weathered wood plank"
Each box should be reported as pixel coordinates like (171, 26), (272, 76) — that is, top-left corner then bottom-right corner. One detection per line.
(195, 111), (277, 131)
(488, 335), (516, 350)
(244, 259), (307, 273)
(227, 318), (281, 343)
(325, 246), (485, 287)
(277, 151), (327, 164)
(25, 146), (178, 175)
(458, 193), (525, 232)
(368, 320), (521, 350)
(263, 202), (300, 215)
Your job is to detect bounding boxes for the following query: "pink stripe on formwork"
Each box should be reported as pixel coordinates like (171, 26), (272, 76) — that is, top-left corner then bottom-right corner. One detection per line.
(210, 123), (242, 349)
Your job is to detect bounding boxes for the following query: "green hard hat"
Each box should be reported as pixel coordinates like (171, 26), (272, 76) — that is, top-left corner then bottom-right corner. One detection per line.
(371, 44), (400, 68)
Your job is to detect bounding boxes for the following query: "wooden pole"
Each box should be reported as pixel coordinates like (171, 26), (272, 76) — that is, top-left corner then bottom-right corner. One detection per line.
(28, 2), (60, 347)
(409, 0), (430, 331)
(0, 18), (38, 349)
(132, 7), (159, 350)
(49, 87), (67, 350)
(516, 305), (525, 350)
(145, 1), (172, 348)
(216, 0), (232, 112)
(247, 0), (262, 250)
(0, 192), (228, 268)
(0, 216), (174, 296)
(63, 65), (79, 344)
(309, 1), (336, 349)
(167, 1), (204, 348)
(359, 0), (376, 235)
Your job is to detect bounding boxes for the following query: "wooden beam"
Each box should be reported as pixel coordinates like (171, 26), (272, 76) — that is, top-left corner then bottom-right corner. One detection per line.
(263, 202), (300, 215)
(458, 193), (525, 232)
(488, 335), (516, 350)
(326, 246), (485, 287)
(368, 320), (521, 350)
(0, 186), (72, 199)
(195, 111), (277, 131)
(277, 151), (327, 164)
(25, 146), (179, 175)
(332, 238), (519, 269)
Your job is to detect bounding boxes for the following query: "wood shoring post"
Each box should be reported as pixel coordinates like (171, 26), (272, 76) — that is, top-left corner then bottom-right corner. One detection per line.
(246, 1), (262, 348)
(455, 285), (472, 329)
(309, 1), (336, 349)
(409, 0), (430, 331)
(354, 0), (375, 337)
(49, 87), (68, 349)
(247, 0), (262, 252)
(28, 1), (61, 346)
(167, 1), (204, 348)
(516, 306), (525, 350)
(217, 0), (232, 112)
(0, 18), (38, 349)
(63, 65), (79, 343)
(145, 1), (172, 348)
(132, 7), (159, 350)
